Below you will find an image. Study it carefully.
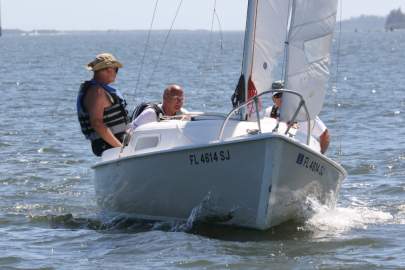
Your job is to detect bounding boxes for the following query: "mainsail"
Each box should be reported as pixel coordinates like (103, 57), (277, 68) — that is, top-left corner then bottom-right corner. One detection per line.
(251, 0), (290, 96)
(281, 0), (338, 122)
(233, 0), (290, 115)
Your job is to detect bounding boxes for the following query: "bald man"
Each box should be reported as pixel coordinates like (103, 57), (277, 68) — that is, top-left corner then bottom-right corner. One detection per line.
(131, 84), (188, 129)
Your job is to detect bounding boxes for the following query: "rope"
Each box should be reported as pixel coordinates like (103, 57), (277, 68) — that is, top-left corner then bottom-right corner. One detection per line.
(333, 0), (343, 161)
(198, 0), (223, 92)
(134, 0), (159, 98)
(214, 8), (224, 50)
(146, 0), (184, 89)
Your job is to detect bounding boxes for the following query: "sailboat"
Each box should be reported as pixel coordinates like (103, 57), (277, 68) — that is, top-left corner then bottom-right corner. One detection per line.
(93, 0), (347, 230)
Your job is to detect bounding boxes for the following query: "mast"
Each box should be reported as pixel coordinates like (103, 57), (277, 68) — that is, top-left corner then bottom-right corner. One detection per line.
(282, 0), (296, 88)
(241, 0), (258, 98)
(232, 0), (258, 120)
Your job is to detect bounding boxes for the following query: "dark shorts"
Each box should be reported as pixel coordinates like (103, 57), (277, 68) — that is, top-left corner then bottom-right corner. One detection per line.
(91, 133), (126, 157)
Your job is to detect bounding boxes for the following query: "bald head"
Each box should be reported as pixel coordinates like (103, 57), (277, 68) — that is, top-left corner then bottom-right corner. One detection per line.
(163, 84), (183, 100)
(162, 84), (184, 116)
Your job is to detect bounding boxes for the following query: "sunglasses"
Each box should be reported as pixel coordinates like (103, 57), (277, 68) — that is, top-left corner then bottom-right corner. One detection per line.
(170, 95), (184, 102)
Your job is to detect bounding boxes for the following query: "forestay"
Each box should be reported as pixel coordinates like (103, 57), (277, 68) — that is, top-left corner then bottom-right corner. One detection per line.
(280, 0), (338, 122)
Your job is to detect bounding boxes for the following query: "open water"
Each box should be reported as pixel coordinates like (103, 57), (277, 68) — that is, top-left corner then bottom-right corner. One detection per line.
(0, 29), (404, 269)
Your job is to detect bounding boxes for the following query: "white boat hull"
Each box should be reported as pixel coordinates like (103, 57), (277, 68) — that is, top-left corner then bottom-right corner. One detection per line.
(93, 129), (346, 230)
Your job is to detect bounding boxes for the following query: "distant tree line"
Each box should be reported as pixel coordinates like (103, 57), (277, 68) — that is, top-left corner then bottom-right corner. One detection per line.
(385, 8), (405, 31)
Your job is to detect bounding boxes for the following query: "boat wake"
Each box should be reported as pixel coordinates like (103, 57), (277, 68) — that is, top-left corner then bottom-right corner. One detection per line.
(28, 195), (400, 238)
(185, 192), (236, 229)
(27, 193), (237, 233)
(153, 192), (236, 232)
(300, 197), (394, 237)
(29, 213), (157, 232)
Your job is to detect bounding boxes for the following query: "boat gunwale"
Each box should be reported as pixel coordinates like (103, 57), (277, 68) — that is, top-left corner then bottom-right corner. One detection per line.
(92, 131), (347, 177)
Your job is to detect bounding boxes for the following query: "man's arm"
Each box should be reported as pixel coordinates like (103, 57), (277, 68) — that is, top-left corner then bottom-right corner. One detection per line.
(319, 129), (330, 154)
(84, 86), (122, 148)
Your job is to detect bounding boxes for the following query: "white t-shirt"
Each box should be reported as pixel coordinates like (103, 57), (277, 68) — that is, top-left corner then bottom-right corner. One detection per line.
(131, 105), (189, 129)
(298, 116), (327, 138)
(131, 108), (158, 129)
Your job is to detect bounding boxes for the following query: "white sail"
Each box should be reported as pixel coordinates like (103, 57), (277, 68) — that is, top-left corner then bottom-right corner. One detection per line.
(236, 0), (290, 112)
(250, 0), (290, 95)
(280, 0), (338, 122)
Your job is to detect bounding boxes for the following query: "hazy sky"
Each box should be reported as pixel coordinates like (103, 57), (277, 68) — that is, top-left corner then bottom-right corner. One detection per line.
(1, 0), (404, 31)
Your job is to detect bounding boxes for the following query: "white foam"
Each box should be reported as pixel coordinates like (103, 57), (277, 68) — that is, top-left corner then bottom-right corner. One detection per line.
(395, 204), (405, 225)
(300, 198), (393, 236)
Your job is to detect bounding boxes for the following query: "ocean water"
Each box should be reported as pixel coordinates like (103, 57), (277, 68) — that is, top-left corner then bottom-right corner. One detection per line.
(0, 30), (404, 269)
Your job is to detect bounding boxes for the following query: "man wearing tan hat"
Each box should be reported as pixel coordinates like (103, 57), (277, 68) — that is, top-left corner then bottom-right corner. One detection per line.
(77, 53), (129, 156)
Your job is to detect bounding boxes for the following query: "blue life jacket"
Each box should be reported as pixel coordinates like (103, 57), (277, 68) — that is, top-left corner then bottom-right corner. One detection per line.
(77, 80), (129, 155)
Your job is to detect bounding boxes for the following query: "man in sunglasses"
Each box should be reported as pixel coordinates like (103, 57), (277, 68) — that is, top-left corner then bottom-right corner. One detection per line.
(77, 53), (129, 156)
(265, 80), (284, 119)
(130, 84), (188, 130)
(265, 81), (330, 154)
(266, 91), (283, 119)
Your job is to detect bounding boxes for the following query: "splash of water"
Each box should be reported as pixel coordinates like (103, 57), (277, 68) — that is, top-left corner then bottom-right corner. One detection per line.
(167, 192), (236, 232)
(300, 197), (393, 236)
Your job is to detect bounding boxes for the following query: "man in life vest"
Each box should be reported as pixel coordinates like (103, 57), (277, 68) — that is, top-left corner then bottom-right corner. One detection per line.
(77, 53), (129, 156)
(130, 84), (188, 130)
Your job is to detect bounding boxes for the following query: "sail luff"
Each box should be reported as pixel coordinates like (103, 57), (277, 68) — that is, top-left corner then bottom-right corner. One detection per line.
(282, 0), (296, 88)
(241, 0), (257, 84)
(234, 0), (258, 119)
(231, 0), (258, 119)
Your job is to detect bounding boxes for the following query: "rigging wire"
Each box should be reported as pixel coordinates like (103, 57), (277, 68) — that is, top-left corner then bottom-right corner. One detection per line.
(198, 0), (223, 92)
(207, 0), (221, 61)
(333, 0), (344, 162)
(214, 8), (224, 50)
(134, 0), (159, 98)
(145, 0), (184, 89)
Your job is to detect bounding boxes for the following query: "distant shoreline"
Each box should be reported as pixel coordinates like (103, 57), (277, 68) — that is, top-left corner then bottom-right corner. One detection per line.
(1, 15), (391, 35)
(1, 29), (244, 36)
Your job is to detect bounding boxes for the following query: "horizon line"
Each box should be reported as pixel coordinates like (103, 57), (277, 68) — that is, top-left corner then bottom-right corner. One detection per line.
(1, 14), (388, 33)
